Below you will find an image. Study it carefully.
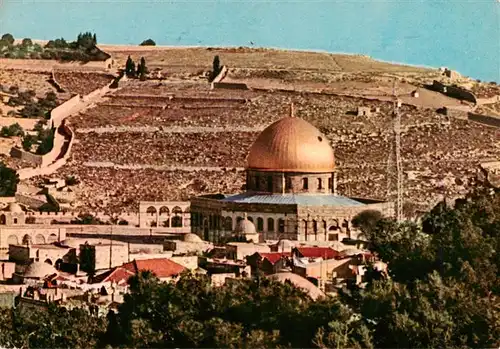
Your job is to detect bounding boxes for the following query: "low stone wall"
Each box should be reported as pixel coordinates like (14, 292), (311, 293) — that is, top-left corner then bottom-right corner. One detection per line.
(49, 94), (81, 128)
(14, 194), (46, 209)
(15, 76), (120, 180)
(213, 82), (249, 90)
(468, 113), (500, 128)
(10, 147), (43, 166)
(17, 124), (74, 180)
(443, 106), (469, 120)
(49, 70), (65, 93)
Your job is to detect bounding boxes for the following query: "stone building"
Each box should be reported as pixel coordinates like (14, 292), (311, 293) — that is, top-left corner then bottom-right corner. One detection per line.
(190, 112), (392, 242)
(79, 241), (129, 272)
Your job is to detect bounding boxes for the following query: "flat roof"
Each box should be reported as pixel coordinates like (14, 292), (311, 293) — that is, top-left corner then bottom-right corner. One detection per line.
(221, 193), (366, 206)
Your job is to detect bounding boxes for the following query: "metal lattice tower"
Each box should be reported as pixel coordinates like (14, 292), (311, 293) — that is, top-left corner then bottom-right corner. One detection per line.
(386, 79), (404, 221)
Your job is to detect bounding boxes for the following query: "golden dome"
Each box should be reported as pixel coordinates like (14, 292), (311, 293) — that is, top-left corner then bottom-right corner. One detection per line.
(247, 117), (335, 173)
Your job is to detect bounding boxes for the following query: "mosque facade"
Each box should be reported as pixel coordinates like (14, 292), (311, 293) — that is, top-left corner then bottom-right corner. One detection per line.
(190, 112), (393, 243)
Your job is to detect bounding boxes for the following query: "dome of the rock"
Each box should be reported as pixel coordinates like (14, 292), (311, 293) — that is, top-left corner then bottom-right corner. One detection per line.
(247, 117), (335, 173)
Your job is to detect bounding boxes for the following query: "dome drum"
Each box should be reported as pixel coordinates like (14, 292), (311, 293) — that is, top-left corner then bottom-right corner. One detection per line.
(247, 170), (335, 195)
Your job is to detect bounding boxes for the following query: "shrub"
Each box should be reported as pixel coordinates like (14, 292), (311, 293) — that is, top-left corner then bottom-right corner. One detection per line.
(65, 176), (80, 186)
(22, 134), (36, 151)
(1, 33), (14, 45)
(36, 128), (55, 155)
(21, 38), (33, 47)
(0, 123), (24, 137)
(0, 162), (19, 196)
(140, 39), (156, 46)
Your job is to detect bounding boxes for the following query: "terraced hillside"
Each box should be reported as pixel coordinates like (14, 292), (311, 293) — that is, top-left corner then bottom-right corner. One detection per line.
(57, 78), (500, 214)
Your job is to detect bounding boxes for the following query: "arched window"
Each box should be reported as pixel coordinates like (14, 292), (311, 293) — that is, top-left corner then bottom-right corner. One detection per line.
(317, 178), (323, 189)
(278, 219), (285, 233)
(171, 207), (183, 228)
(267, 218), (275, 232)
(302, 178), (308, 190)
(313, 220), (318, 234)
(146, 206), (157, 216)
(47, 234), (58, 244)
(159, 206), (169, 216)
(22, 234), (32, 245)
(247, 216), (254, 223)
(0, 215), (6, 225)
(237, 216), (244, 223)
(328, 177), (333, 190)
(257, 217), (264, 231)
(35, 234), (45, 244)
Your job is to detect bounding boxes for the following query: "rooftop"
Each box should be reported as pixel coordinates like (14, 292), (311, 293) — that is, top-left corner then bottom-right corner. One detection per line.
(121, 258), (186, 279)
(221, 192), (365, 206)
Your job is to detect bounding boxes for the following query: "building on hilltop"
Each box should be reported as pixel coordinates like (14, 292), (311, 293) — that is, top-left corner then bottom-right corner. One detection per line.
(190, 106), (393, 243)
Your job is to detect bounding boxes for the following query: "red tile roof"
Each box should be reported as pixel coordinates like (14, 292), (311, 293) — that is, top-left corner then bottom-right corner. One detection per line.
(259, 252), (290, 264)
(92, 267), (135, 285)
(122, 258), (186, 279)
(294, 247), (340, 260)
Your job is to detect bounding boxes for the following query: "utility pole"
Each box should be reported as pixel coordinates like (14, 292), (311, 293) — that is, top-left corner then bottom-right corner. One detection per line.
(386, 79), (404, 222)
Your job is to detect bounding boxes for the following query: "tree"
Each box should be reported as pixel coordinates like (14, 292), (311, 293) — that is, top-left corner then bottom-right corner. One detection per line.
(1, 33), (14, 45)
(211, 55), (221, 81)
(36, 128), (55, 155)
(21, 38), (33, 47)
(352, 209), (383, 237)
(125, 56), (136, 77)
(22, 134), (36, 151)
(140, 39), (156, 46)
(0, 123), (24, 137)
(134, 57), (148, 81)
(0, 162), (19, 196)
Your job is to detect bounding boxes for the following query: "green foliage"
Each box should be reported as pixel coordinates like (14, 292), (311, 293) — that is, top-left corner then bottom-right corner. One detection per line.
(344, 187), (500, 348)
(125, 55), (136, 77)
(140, 38), (156, 46)
(210, 55), (222, 81)
(21, 38), (33, 47)
(0, 162), (19, 196)
(104, 271), (366, 348)
(0, 123), (24, 137)
(1, 33), (14, 45)
(65, 175), (80, 186)
(76, 32), (97, 50)
(351, 209), (383, 236)
(36, 128), (55, 155)
(0, 305), (106, 348)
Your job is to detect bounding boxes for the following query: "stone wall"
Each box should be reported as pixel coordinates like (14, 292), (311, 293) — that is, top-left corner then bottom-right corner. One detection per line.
(429, 80), (477, 104)
(49, 70), (65, 93)
(213, 82), (249, 90)
(468, 112), (500, 128)
(49, 94), (81, 128)
(17, 123), (74, 180)
(10, 147), (43, 166)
